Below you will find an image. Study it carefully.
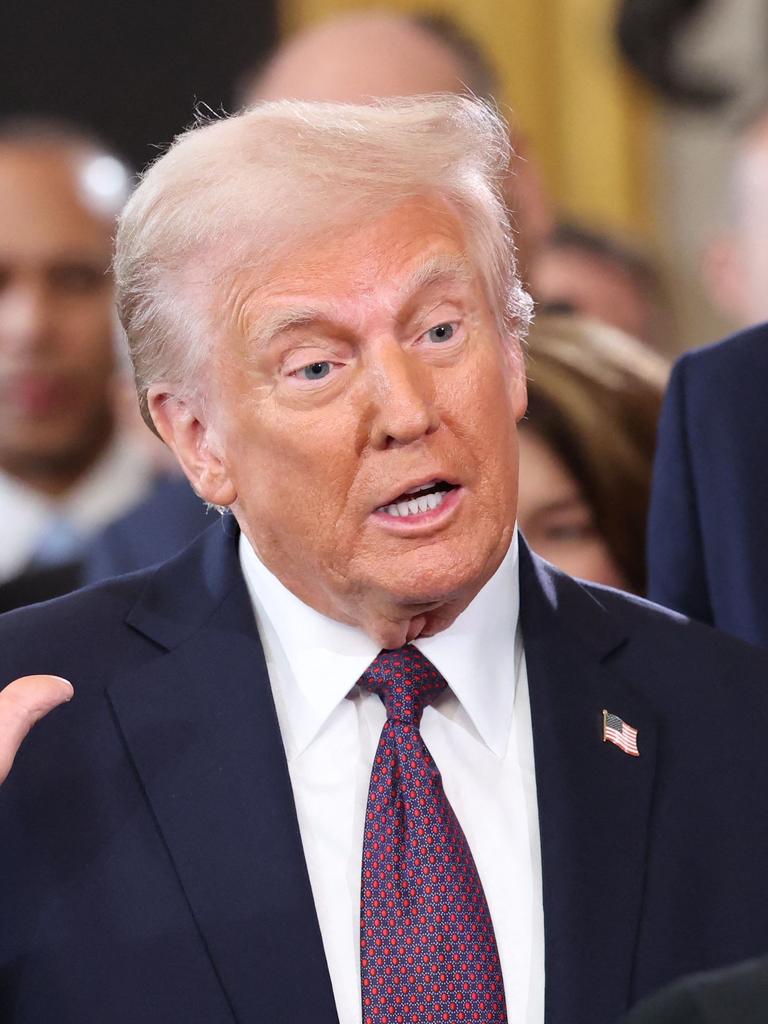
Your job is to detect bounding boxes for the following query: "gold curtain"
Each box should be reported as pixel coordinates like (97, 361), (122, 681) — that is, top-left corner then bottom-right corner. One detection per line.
(279, 0), (655, 240)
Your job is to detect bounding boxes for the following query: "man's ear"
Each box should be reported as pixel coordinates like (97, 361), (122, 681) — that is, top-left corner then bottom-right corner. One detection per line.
(512, 369), (528, 424)
(503, 333), (529, 422)
(147, 387), (237, 508)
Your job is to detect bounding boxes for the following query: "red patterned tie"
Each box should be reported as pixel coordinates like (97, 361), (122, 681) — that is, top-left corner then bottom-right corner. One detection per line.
(359, 645), (508, 1023)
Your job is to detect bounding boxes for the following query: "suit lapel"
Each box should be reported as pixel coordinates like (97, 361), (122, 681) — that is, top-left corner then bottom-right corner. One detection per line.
(107, 521), (338, 1024)
(519, 542), (659, 1024)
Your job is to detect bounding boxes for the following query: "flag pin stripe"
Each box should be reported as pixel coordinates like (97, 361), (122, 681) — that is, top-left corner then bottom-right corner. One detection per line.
(602, 709), (639, 757)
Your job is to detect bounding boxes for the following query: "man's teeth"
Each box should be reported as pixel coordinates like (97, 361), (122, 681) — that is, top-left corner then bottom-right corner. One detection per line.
(381, 490), (447, 517)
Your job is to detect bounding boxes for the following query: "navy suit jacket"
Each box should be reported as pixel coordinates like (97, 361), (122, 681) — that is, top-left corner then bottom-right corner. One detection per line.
(647, 322), (768, 648)
(2, 521), (768, 1024)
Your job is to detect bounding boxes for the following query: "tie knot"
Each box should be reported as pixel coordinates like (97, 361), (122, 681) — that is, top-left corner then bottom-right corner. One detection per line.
(359, 645), (446, 725)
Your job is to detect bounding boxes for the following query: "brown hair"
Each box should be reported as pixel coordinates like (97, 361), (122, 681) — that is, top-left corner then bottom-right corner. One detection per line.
(523, 314), (669, 594)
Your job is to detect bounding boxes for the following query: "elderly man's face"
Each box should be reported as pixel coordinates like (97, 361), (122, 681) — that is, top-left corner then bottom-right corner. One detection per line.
(169, 199), (526, 644)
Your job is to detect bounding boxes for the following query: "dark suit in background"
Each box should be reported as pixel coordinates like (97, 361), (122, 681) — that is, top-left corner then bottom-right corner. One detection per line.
(647, 323), (768, 648)
(3, 522), (768, 1024)
(84, 474), (210, 581)
(0, 476), (209, 613)
(622, 955), (768, 1024)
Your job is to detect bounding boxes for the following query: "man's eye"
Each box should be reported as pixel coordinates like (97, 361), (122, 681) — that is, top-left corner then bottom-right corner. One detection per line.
(545, 522), (595, 542)
(298, 361), (332, 381)
(426, 322), (455, 343)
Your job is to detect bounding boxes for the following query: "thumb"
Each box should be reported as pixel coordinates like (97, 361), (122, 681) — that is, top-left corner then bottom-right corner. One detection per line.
(0, 675), (74, 785)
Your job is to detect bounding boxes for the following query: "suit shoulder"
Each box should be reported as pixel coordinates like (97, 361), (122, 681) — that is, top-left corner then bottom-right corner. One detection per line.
(675, 322), (768, 386)
(582, 579), (768, 678)
(0, 568), (157, 682)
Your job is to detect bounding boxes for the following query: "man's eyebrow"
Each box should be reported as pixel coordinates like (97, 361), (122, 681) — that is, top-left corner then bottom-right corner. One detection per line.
(531, 496), (589, 517)
(398, 254), (474, 301)
(248, 305), (331, 351)
(246, 255), (474, 350)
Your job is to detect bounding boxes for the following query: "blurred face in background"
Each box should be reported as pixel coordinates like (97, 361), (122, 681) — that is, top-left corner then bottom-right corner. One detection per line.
(0, 142), (120, 492)
(517, 425), (629, 590)
(530, 245), (654, 346)
(704, 114), (768, 328)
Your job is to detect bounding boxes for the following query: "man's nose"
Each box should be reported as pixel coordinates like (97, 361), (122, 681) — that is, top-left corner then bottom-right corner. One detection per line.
(0, 283), (53, 353)
(368, 344), (440, 449)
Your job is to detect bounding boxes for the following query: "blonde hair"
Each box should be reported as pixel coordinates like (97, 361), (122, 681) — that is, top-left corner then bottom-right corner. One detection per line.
(524, 314), (669, 594)
(114, 95), (532, 431)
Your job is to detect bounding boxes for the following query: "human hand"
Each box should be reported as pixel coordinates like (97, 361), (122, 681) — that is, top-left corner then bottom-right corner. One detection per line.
(0, 675), (74, 785)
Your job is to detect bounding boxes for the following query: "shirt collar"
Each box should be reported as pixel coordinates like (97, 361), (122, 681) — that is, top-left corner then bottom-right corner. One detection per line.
(0, 430), (155, 580)
(239, 531), (521, 760)
(414, 532), (520, 757)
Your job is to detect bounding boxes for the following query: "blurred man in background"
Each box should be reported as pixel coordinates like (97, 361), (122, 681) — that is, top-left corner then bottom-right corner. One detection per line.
(702, 102), (768, 330)
(0, 121), (156, 588)
(530, 222), (673, 352)
(648, 101), (768, 644)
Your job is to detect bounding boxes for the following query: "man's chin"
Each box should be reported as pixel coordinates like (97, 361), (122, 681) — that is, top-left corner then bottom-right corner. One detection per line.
(355, 528), (513, 630)
(362, 558), (487, 617)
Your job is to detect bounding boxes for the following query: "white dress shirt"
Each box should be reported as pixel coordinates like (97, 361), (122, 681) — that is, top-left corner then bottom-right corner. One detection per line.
(239, 531), (544, 1024)
(0, 431), (156, 582)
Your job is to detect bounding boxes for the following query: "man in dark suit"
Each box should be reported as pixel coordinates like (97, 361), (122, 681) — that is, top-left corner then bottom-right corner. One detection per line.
(3, 96), (768, 1024)
(0, 120), (159, 586)
(647, 322), (768, 647)
(84, 473), (209, 579)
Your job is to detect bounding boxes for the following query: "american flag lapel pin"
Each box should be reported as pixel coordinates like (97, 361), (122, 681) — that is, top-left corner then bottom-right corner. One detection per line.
(602, 709), (639, 757)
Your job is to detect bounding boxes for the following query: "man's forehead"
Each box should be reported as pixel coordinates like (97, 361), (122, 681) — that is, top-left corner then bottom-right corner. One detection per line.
(207, 198), (481, 337)
(262, 249), (473, 302)
(238, 252), (478, 346)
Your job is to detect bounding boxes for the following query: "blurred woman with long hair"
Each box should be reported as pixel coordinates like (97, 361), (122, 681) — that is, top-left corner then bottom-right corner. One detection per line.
(519, 315), (669, 594)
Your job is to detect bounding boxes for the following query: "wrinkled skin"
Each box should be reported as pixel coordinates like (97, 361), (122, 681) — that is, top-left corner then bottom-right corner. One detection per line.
(152, 198), (528, 648)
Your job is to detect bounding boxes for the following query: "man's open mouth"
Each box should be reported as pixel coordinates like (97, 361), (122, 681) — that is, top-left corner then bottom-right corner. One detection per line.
(375, 480), (458, 518)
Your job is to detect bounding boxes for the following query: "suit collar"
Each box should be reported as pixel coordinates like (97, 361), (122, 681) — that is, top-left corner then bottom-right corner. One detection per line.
(518, 538), (629, 660)
(124, 515), (246, 650)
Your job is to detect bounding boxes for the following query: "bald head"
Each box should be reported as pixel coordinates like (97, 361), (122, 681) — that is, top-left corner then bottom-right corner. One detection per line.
(248, 12), (477, 104)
